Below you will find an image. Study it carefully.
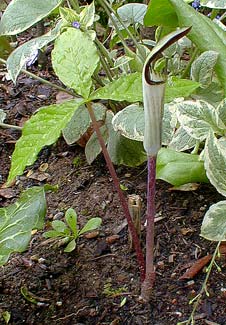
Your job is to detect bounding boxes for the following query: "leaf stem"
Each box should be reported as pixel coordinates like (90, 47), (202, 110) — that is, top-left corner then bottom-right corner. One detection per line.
(140, 155), (156, 301)
(86, 101), (145, 280)
(0, 58), (76, 97)
(181, 47), (199, 79)
(0, 122), (22, 131)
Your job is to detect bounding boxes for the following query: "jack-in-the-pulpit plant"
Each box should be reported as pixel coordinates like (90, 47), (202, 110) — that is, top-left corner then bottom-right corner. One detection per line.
(140, 27), (191, 302)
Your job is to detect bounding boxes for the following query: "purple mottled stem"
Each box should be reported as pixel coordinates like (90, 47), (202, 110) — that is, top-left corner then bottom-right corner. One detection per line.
(87, 102), (145, 280)
(141, 156), (156, 301)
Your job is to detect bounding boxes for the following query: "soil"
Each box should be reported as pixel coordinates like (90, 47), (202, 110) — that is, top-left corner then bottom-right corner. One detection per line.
(0, 32), (226, 325)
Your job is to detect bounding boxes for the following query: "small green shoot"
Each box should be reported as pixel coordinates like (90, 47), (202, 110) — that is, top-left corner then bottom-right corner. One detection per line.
(44, 208), (102, 252)
(103, 282), (127, 297)
(2, 311), (11, 324)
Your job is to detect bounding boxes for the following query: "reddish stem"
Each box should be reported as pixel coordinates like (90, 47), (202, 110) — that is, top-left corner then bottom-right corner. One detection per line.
(141, 156), (156, 301)
(86, 102), (145, 280)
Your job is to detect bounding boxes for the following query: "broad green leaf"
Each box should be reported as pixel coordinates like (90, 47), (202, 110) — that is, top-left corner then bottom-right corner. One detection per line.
(169, 126), (197, 151)
(157, 148), (208, 186)
(200, 0), (226, 9)
(65, 208), (77, 236)
(201, 201), (226, 241)
(162, 102), (178, 145)
(63, 103), (107, 145)
(52, 28), (99, 99)
(168, 0), (226, 94)
(79, 217), (102, 235)
(0, 109), (6, 123)
(216, 98), (226, 125)
(111, 4), (147, 30)
(144, 0), (178, 27)
(90, 73), (143, 102)
(191, 51), (219, 88)
(176, 100), (225, 141)
(7, 22), (61, 83)
(64, 239), (76, 252)
(90, 73), (199, 103)
(52, 220), (70, 234)
(7, 99), (82, 184)
(0, 187), (46, 265)
(204, 131), (226, 196)
(166, 77), (200, 102)
(0, 0), (63, 35)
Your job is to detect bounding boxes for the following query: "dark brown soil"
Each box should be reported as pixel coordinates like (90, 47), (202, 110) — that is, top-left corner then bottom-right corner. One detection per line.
(0, 60), (226, 325)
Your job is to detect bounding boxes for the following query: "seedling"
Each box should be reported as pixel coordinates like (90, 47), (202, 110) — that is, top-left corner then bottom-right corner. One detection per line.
(44, 208), (102, 252)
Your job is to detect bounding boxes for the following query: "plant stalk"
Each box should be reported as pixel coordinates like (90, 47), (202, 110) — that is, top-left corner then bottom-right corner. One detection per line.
(86, 101), (145, 280)
(0, 122), (22, 131)
(140, 156), (156, 301)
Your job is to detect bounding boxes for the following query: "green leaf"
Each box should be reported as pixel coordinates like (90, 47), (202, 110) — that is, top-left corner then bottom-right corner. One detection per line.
(166, 77), (200, 102)
(90, 73), (199, 103)
(63, 103), (107, 145)
(0, 187), (46, 265)
(64, 239), (76, 252)
(168, 0), (226, 94)
(52, 220), (70, 234)
(90, 73), (143, 102)
(2, 311), (11, 324)
(59, 7), (80, 25)
(204, 131), (226, 196)
(176, 100), (225, 141)
(7, 22), (61, 83)
(52, 28), (99, 99)
(65, 208), (77, 237)
(216, 98), (226, 125)
(201, 201), (226, 241)
(200, 0), (226, 9)
(43, 230), (63, 238)
(0, 0), (63, 35)
(111, 4), (147, 30)
(157, 148), (208, 186)
(7, 99), (81, 184)
(144, 0), (178, 27)
(80, 2), (95, 28)
(194, 82), (224, 107)
(191, 51), (219, 88)
(0, 36), (12, 59)
(162, 102), (178, 145)
(79, 217), (102, 236)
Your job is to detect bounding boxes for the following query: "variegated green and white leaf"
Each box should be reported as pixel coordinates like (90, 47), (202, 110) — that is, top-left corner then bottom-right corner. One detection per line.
(7, 99), (82, 184)
(191, 51), (219, 88)
(0, 0), (63, 35)
(162, 102), (178, 145)
(216, 98), (226, 125)
(80, 2), (95, 28)
(63, 103), (107, 145)
(200, 0), (226, 9)
(201, 201), (226, 241)
(169, 126), (197, 151)
(52, 28), (99, 99)
(176, 100), (225, 141)
(7, 22), (61, 83)
(112, 104), (144, 141)
(0, 187), (46, 265)
(204, 131), (226, 196)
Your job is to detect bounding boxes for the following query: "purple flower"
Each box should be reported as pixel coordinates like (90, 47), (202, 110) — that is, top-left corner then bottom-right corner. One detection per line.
(192, 0), (201, 10)
(72, 21), (80, 29)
